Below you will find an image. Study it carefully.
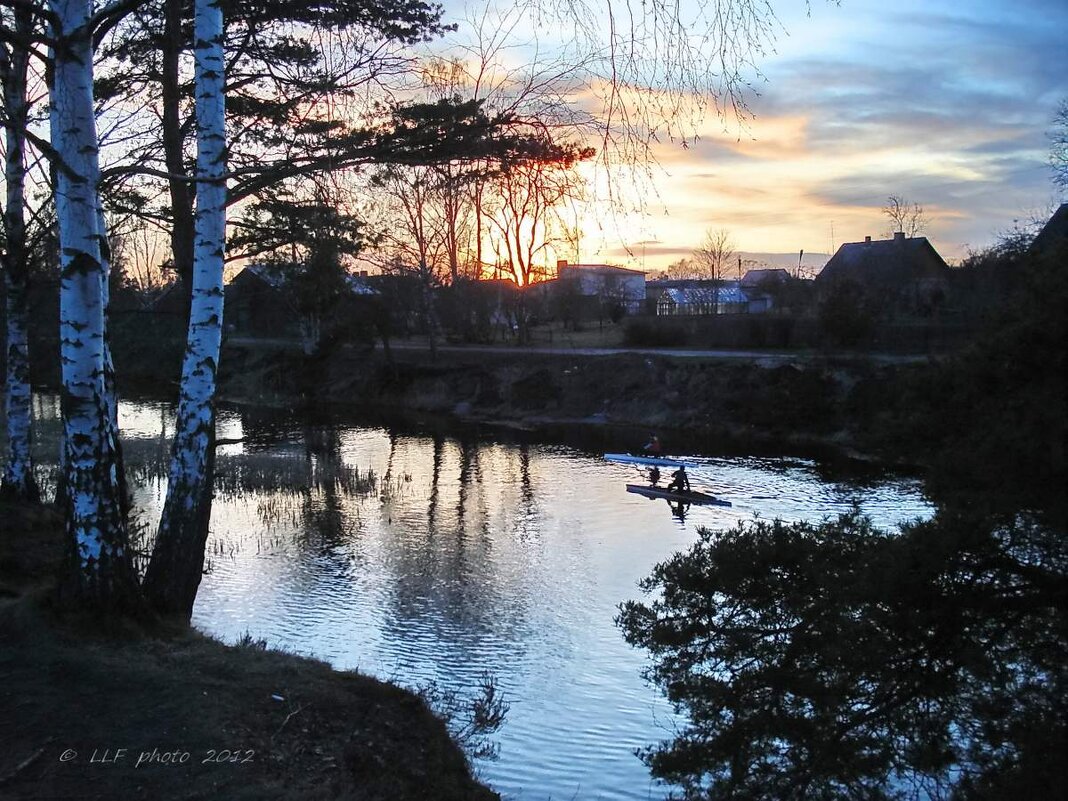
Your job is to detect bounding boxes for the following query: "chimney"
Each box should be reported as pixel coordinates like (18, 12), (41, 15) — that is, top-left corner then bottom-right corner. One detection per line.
(557, 259), (569, 270)
(864, 236), (871, 243)
(893, 231), (905, 241)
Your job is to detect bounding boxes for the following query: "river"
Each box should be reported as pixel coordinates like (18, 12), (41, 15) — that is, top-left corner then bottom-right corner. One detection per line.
(28, 396), (934, 800)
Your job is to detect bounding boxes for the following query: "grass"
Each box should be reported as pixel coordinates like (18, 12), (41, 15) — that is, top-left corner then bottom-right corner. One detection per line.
(0, 500), (497, 801)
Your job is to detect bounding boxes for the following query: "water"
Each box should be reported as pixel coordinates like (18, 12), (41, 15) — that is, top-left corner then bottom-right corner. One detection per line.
(26, 396), (934, 800)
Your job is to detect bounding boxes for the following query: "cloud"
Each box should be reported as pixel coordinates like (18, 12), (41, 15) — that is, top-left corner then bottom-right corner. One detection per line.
(448, 0), (1068, 267)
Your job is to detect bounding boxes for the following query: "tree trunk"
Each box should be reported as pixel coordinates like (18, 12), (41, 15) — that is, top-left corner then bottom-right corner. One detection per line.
(1, 10), (39, 502)
(144, 0), (226, 619)
(50, 0), (139, 608)
(162, 0), (196, 305)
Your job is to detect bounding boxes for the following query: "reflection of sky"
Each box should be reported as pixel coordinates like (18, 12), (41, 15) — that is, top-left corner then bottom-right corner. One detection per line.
(436, 0), (1066, 265)
(25, 398), (934, 800)
(193, 413), (930, 801)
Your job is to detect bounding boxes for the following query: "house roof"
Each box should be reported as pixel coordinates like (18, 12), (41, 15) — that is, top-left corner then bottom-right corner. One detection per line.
(560, 263), (646, 277)
(741, 268), (790, 287)
(244, 264), (288, 288)
(816, 234), (948, 285)
(232, 264), (379, 295)
(1031, 203), (1068, 254)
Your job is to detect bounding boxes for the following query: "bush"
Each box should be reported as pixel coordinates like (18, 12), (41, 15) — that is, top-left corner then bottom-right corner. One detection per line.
(618, 512), (1067, 800)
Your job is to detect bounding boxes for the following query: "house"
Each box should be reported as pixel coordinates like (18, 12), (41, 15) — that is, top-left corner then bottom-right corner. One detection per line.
(816, 232), (949, 315)
(225, 265), (300, 336)
(740, 268), (791, 289)
(225, 264), (378, 339)
(556, 260), (646, 314)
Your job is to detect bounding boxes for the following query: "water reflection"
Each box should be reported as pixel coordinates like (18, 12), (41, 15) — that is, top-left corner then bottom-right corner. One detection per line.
(22, 396), (934, 801)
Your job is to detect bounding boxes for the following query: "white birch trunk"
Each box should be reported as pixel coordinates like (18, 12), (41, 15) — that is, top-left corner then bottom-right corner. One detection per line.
(49, 0), (137, 604)
(144, 0), (226, 617)
(1, 10), (38, 501)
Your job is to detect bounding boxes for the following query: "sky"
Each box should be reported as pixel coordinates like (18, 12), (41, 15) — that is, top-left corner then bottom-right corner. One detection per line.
(440, 0), (1068, 271)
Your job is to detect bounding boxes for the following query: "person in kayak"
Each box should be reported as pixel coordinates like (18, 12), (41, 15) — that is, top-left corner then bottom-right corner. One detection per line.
(649, 465), (661, 486)
(667, 465), (690, 494)
(643, 434), (662, 455)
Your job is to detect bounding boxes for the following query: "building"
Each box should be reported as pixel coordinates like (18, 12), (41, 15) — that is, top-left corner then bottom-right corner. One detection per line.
(816, 232), (949, 315)
(556, 260), (646, 314)
(655, 283), (751, 315)
(225, 264), (378, 338)
(740, 268), (791, 289)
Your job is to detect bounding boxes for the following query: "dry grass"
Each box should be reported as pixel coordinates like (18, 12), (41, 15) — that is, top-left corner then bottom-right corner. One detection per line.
(0, 502), (497, 801)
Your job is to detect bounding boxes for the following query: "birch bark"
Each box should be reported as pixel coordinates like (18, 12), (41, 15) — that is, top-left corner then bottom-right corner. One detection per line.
(1, 8), (38, 501)
(143, 0), (226, 618)
(49, 0), (138, 605)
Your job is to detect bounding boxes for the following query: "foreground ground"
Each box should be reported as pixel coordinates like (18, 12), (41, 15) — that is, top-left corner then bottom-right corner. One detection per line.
(0, 503), (497, 801)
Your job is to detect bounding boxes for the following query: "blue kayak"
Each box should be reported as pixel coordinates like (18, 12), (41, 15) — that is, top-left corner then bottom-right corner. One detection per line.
(604, 452), (695, 468)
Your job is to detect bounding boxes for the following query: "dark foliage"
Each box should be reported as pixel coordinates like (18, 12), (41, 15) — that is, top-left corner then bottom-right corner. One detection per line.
(618, 512), (1067, 800)
(817, 279), (876, 347)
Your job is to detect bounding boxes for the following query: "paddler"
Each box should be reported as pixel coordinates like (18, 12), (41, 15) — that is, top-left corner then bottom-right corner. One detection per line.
(643, 434), (662, 456)
(667, 465), (690, 494)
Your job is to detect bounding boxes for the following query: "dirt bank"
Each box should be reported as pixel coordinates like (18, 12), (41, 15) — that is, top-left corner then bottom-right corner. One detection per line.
(0, 502), (497, 801)
(127, 339), (931, 469)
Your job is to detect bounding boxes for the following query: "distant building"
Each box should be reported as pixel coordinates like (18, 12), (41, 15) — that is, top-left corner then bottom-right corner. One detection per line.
(816, 232), (949, 315)
(740, 268), (793, 313)
(654, 281), (753, 316)
(557, 260), (646, 313)
(225, 264), (378, 338)
(740, 268), (791, 289)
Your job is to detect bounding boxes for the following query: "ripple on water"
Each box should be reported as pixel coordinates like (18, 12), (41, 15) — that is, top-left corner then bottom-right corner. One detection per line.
(43, 398), (934, 801)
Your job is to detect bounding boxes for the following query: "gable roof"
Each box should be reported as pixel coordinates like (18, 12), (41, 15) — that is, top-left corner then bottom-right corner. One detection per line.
(1031, 203), (1068, 254)
(231, 264), (378, 295)
(741, 268), (791, 288)
(560, 263), (646, 277)
(816, 234), (948, 286)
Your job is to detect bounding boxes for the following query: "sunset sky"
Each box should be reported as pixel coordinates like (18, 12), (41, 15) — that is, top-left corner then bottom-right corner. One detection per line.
(441, 0), (1068, 271)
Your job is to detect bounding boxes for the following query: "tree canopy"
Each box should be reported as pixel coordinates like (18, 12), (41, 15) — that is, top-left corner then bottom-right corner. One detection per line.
(618, 511), (1066, 800)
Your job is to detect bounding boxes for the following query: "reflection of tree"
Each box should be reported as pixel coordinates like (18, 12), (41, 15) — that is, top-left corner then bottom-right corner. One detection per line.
(377, 434), (540, 668)
(618, 511), (1066, 800)
(427, 434), (444, 534)
(298, 424), (347, 549)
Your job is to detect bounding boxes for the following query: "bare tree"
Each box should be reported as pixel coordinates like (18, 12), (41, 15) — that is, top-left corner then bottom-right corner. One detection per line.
(882, 195), (929, 238)
(663, 257), (699, 280)
(1052, 98), (1068, 190)
(693, 228), (736, 282)
(486, 152), (591, 289)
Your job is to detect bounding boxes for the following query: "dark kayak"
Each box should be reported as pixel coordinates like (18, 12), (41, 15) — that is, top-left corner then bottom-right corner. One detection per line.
(626, 484), (732, 507)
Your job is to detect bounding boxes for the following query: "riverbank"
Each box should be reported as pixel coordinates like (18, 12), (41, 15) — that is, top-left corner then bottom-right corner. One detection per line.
(0, 502), (498, 801)
(107, 333), (939, 471)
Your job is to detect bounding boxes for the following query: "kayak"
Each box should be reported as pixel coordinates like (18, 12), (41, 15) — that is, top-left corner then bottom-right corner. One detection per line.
(604, 452), (695, 468)
(626, 483), (732, 507)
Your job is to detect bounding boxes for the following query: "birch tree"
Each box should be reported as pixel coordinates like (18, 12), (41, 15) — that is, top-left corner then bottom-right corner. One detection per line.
(142, 0), (225, 617)
(1, 7), (38, 501)
(48, 0), (139, 606)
